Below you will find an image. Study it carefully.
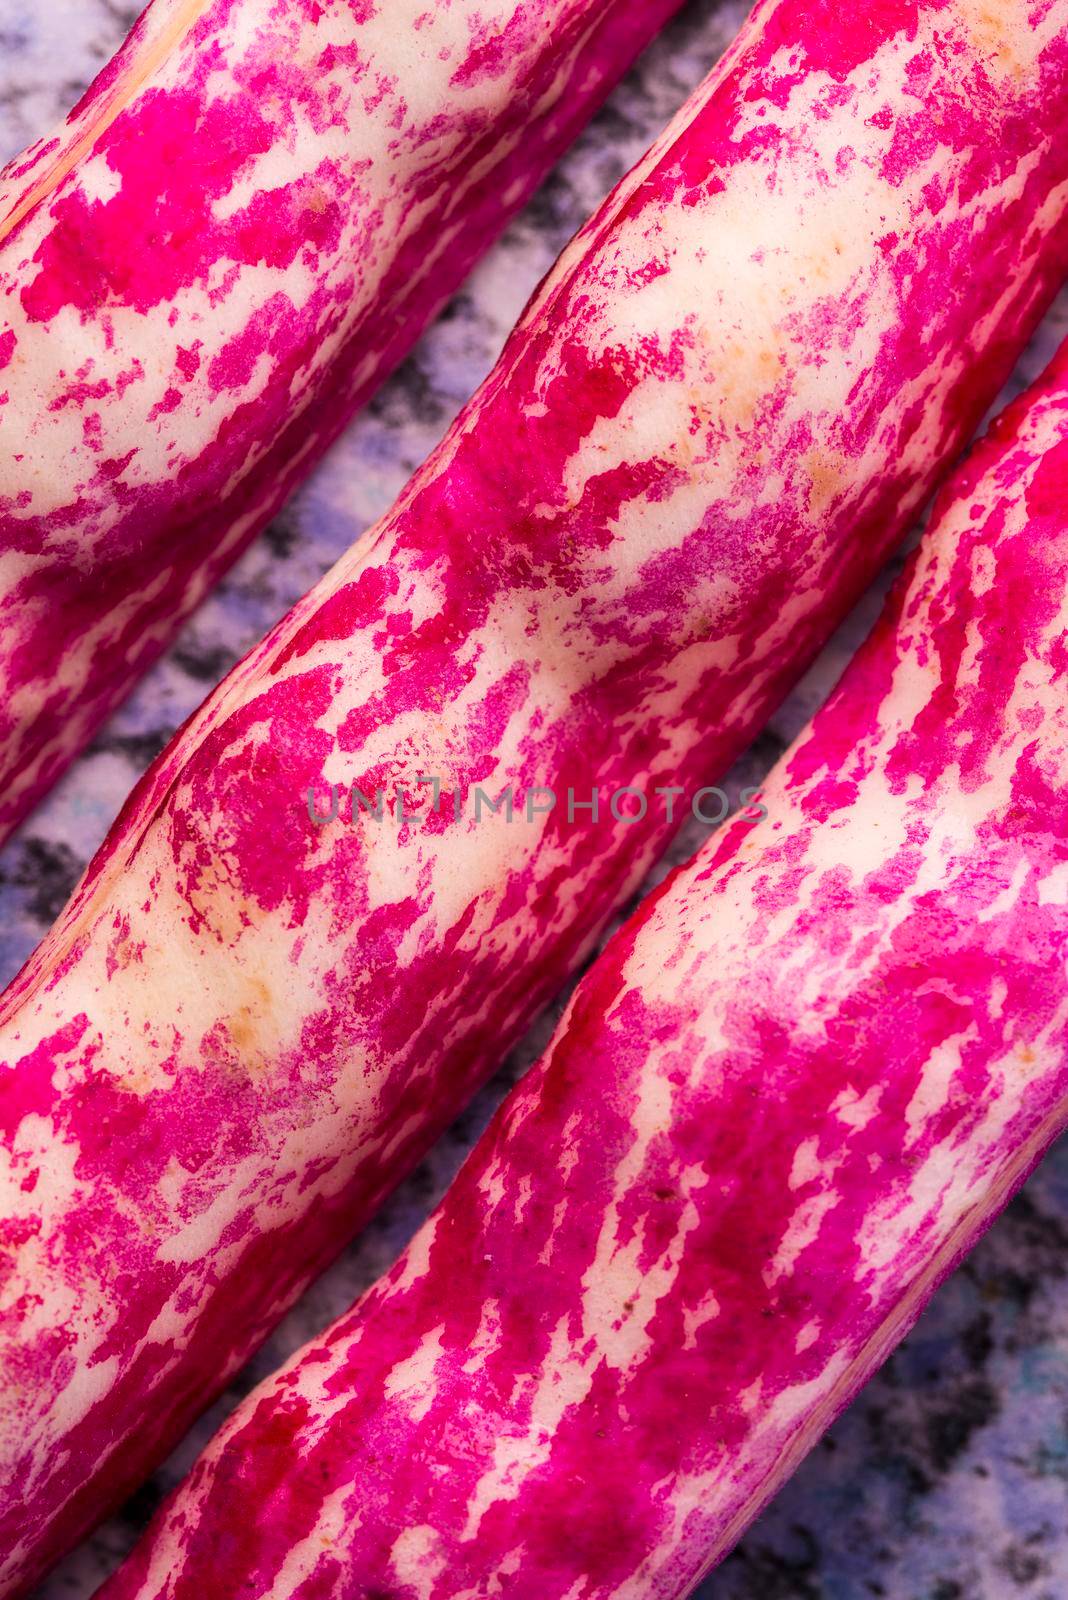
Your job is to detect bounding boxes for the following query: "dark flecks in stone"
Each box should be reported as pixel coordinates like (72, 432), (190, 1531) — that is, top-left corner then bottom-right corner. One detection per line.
(107, 730), (172, 770)
(262, 509), (300, 561)
(171, 635), (243, 685)
(923, 1378), (1000, 1473)
(718, 1522), (823, 1600)
(997, 1540), (1047, 1586)
(116, 1476), (163, 1533)
(368, 352), (451, 433)
(4, 837), (83, 925)
(960, 1310), (994, 1368)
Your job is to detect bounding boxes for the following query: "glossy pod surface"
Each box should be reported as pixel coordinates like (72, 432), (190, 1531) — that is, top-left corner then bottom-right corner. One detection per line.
(3, 0), (1068, 1590)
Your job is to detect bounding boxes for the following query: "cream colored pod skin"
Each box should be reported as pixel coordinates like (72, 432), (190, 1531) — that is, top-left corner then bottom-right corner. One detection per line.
(0, 0), (687, 844)
(3, 0), (1068, 1593)
(98, 331), (1068, 1600)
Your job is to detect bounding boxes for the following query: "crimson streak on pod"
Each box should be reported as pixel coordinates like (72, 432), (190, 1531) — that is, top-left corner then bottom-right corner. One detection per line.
(3, 0), (1068, 1591)
(102, 335), (1068, 1600)
(0, 0), (687, 843)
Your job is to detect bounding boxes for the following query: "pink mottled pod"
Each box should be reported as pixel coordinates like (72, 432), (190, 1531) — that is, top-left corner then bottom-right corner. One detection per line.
(3, 0), (1068, 1591)
(100, 334), (1068, 1600)
(0, 0), (686, 843)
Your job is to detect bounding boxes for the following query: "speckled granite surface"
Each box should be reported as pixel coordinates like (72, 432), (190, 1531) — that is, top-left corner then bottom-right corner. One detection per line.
(0, 3), (1066, 1597)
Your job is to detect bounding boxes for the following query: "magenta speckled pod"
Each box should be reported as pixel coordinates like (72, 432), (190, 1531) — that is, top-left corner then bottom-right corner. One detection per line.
(99, 334), (1068, 1600)
(0, 0), (685, 844)
(3, 0), (1068, 1591)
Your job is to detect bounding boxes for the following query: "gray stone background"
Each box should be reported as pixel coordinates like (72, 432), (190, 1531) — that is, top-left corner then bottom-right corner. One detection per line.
(0, 2), (1066, 1596)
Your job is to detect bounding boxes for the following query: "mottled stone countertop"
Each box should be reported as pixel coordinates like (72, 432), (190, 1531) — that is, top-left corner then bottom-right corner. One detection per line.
(1, 3), (1066, 1597)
